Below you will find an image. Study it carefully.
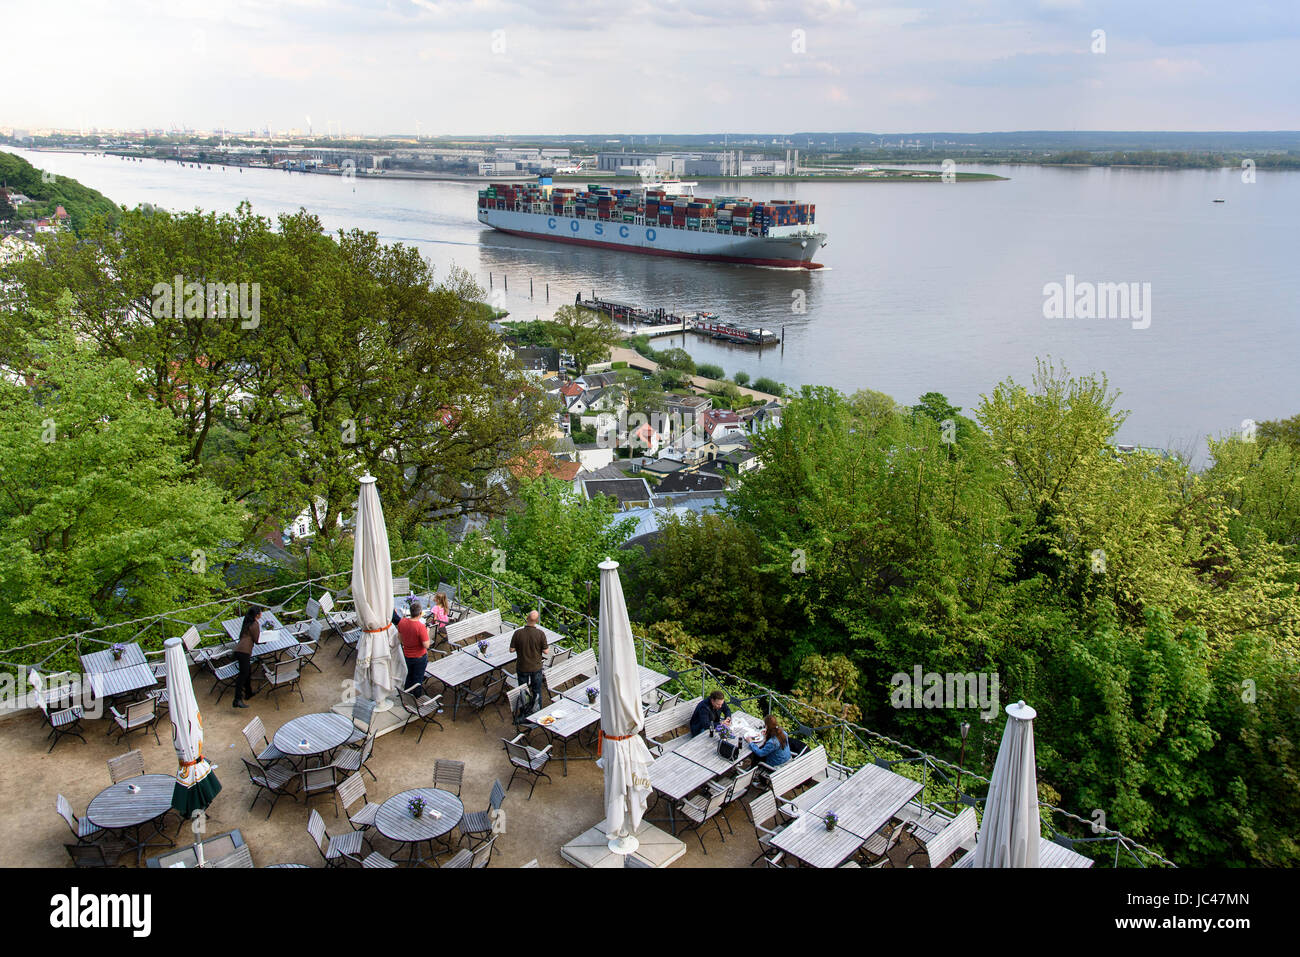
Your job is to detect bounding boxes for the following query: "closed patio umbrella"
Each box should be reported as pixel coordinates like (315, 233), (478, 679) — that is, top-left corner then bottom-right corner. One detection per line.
(972, 700), (1040, 867)
(595, 558), (654, 855)
(166, 635), (221, 818)
(351, 473), (407, 711)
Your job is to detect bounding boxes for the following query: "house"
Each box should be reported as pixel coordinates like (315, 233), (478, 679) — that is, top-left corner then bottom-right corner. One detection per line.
(749, 401), (784, 432)
(507, 447), (583, 483)
(579, 477), (653, 510)
(511, 346), (560, 375)
(661, 394), (712, 424)
(639, 457), (688, 479)
(577, 371), (618, 390)
(701, 408), (744, 442)
(574, 442), (615, 472)
(655, 471), (727, 495)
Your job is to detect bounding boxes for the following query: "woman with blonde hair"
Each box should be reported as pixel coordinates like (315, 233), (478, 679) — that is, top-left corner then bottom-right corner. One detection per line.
(430, 592), (451, 644)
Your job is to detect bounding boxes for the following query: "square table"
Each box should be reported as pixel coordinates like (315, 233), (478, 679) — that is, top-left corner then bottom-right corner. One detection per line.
(248, 628), (302, 660)
(465, 631), (517, 669)
(147, 830), (247, 868)
(806, 764), (922, 841)
(671, 730), (754, 776)
(81, 642), (148, 675)
(427, 650), (496, 719)
(647, 752), (717, 834)
(559, 665), (670, 705)
(769, 806), (871, 868)
(88, 664), (158, 701)
(527, 698), (600, 774)
(221, 611), (287, 643)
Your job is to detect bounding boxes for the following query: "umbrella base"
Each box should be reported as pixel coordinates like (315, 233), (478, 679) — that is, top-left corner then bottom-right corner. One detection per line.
(607, 833), (640, 855)
(561, 817), (684, 868)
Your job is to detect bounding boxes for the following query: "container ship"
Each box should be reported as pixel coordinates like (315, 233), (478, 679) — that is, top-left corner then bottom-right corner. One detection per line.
(477, 177), (826, 269)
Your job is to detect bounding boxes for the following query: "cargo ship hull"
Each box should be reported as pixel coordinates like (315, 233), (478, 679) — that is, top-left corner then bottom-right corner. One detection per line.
(478, 209), (825, 269)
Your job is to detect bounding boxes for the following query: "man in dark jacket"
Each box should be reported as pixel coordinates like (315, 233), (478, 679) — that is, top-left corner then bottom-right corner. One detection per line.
(690, 690), (731, 737)
(509, 610), (549, 715)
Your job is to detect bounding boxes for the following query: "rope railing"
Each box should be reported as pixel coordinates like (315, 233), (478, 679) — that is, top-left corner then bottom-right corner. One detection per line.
(3, 550), (1176, 867)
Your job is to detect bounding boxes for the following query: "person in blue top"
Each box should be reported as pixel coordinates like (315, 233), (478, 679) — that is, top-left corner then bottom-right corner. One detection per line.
(748, 714), (792, 766)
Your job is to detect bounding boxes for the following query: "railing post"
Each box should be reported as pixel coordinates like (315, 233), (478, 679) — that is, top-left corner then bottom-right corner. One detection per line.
(840, 723), (846, 764)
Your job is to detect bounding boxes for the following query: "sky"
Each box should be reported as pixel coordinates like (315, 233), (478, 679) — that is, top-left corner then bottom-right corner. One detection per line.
(4, 0), (1298, 135)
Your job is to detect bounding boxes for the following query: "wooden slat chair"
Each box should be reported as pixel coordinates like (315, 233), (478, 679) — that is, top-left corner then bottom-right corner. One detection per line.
(337, 772), (380, 832)
(541, 648), (596, 697)
(397, 688), (445, 744)
(204, 651), (242, 703)
(242, 758), (298, 819)
(444, 836), (496, 869)
(300, 766), (343, 817)
(746, 791), (792, 867)
(306, 808), (365, 867)
(57, 794), (103, 844)
(710, 766), (756, 825)
(462, 673), (508, 731)
(331, 731), (379, 783)
(363, 851), (398, 868)
(859, 820), (905, 867)
(329, 613), (362, 662)
(241, 715), (286, 767)
(444, 609), (503, 648)
(345, 697), (377, 747)
(677, 787), (730, 854)
(260, 657), (303, 710)
(458, 779), (505, 857)
(502, 734), (553, 799)
(505, 684), (538, 734)
(110, 698), (161, 745)
(642, 697), (702, 756)
(432, 759), (465, 796)
(904, 806), (977, 868)
(289, 637), (321, 674)
(66, 843), (122, 868)
(107, 749), (145, 784)
(211, 845), (255, 868)
(33, 671), (88, 753)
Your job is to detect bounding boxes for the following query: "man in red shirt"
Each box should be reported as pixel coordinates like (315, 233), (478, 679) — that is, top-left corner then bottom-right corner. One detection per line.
(397, 602), (431, 693)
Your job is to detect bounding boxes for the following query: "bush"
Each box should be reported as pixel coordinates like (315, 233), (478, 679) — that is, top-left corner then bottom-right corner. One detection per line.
(733, 371), (751, 386)
(752, 376), (785, 397)
(656, 348), (696, 374)
(696, 363), (725, 380)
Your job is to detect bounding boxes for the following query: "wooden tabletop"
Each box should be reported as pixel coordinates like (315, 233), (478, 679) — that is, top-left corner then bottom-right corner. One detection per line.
(249, 629), (301, 659)
(559, 665), (670, 705)
(89, 663), (158, 700)
(769, 806), (870, 868)
(670, 731), (751, 775)
(648, 752), (716, 801)
(466, 631), (517, 668)
(221, 611), (287, 643)
(374, 788), (464, 844)
(81, 642), (147, 674)
(809, 763), (921, 840)
(273, 712), (353, 759)
(427, 649), (495, 688)
(87, 774), (175, 830)
(528, 698), (600, 739)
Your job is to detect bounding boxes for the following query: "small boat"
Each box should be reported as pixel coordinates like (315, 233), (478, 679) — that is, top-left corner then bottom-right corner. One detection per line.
(1213, 198), (1225, 203)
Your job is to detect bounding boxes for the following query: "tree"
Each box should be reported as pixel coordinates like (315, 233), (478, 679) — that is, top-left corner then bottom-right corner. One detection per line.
(549, 304), (620, 374)
(655, 348), (696, 375)
(752, 376), (785, 397)
(0, 328), (241, 648)
(0, 190), (16, 222)
(732, 371), (750, 387)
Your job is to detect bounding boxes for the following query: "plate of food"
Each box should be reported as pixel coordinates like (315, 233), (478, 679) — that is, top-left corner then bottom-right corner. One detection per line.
(540, 715), (557, 726)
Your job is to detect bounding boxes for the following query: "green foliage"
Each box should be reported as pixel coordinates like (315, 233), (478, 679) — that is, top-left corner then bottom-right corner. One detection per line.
(655, 348), (696, 375)
(752, 376), (785, 397)
(696, 363), (724, 380)
(732, 371), (750, 387)
(550, 305), (620, 374)
(0, 150), (119, 233)
(0, 327), (241, 645)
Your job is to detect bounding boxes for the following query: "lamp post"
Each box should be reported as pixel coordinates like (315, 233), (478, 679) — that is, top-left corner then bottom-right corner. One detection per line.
(956, 721), (971, 801)
(304, 544), (311, 602)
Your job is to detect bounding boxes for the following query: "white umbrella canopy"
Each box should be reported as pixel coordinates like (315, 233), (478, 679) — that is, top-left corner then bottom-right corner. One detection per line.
(166, 634), (221, 817)
(596, 558), (654, 854)
(351, 474), (407, 710)
(973, 700), (1041, 867)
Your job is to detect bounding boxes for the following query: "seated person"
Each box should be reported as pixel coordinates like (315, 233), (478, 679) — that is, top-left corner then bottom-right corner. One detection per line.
(689, 689), (732, 737)
(748, 714), (792, 767)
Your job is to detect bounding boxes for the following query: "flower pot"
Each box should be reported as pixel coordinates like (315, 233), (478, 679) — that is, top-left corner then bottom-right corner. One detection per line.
(824, 819), (837, 832)
(412, 809), (423, 819)
(112, 651), (123, 661)
(586, 692), (597, 704)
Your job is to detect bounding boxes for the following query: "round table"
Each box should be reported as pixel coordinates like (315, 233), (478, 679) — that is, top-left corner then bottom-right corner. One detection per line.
(87, 774), (177, 864)
(374, 788), (464, 866)
(273, 713), (354, 766)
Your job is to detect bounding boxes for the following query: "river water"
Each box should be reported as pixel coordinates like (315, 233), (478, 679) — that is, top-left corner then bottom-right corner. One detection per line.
(11, 148), (1299, 460)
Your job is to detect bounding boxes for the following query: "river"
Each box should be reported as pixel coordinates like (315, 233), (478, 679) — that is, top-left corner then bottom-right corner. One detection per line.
(11, 147), (1300, 461)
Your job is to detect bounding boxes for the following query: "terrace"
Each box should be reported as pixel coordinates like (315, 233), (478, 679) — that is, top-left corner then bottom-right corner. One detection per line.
(2, 555), (1174, 869)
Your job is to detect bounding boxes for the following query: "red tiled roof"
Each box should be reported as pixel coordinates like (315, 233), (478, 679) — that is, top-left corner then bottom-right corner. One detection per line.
(560, 382), (584, 397)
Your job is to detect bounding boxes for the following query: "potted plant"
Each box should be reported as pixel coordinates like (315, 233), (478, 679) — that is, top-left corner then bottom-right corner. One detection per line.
(111, 643), (125, 661)
(824, 811), (838, 832)
(585, 686), (598, 704)
(715, 723), (733, 740)
(478, 639), (489, 654)
(408, 795), (427, 819)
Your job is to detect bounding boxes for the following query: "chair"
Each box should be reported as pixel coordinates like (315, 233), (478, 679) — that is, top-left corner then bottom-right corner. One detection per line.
(210, 845), (255, 868)
(392, 576), (410, 597)
(547, 645), (572, 668)
(677, 787), (730, 854)
(462, 673), (508, 731)
(65, 844), (122, 868)
(331, 732), (378, 783)
(260, 657), (303, 710)
(443, 836), (496, 869)
(432, 759), (465, 796)
(747, 791), (789, 867)
(521, 859), (539, 868)
(57, 794), (103, 844)
(712, 766), (755, 825)
(458, 779), (505, 855)
(204, 653), (242, 703)
(345, 697), (377, 747)
(904, 806), (978, 868)
(859, 820), (905, 867)
(330, 615), (362, 662)
(107, 749), (145, 784)
(502, 734), (553, 799)
(242, 758), (298, 819)
(290, 638), (321, 673)
(397, 687), (445, 744)
(337, 772), (380, 831)
(362, 851), (398, 868)
(36, 685), (87, 753)
(146, 686), (169, 716)
(505, 684), (540, 733)
(300, 766), (342, 816)
(306, 808), (365, 867)
(241, 715), (286, 767)
(108, 697), (160, 745)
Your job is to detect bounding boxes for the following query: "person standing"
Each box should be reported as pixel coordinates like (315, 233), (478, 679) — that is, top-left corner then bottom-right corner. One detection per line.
(233, 606), (260, 709)
(397, 601), (431, 693)
(509, 610), (549, 714)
